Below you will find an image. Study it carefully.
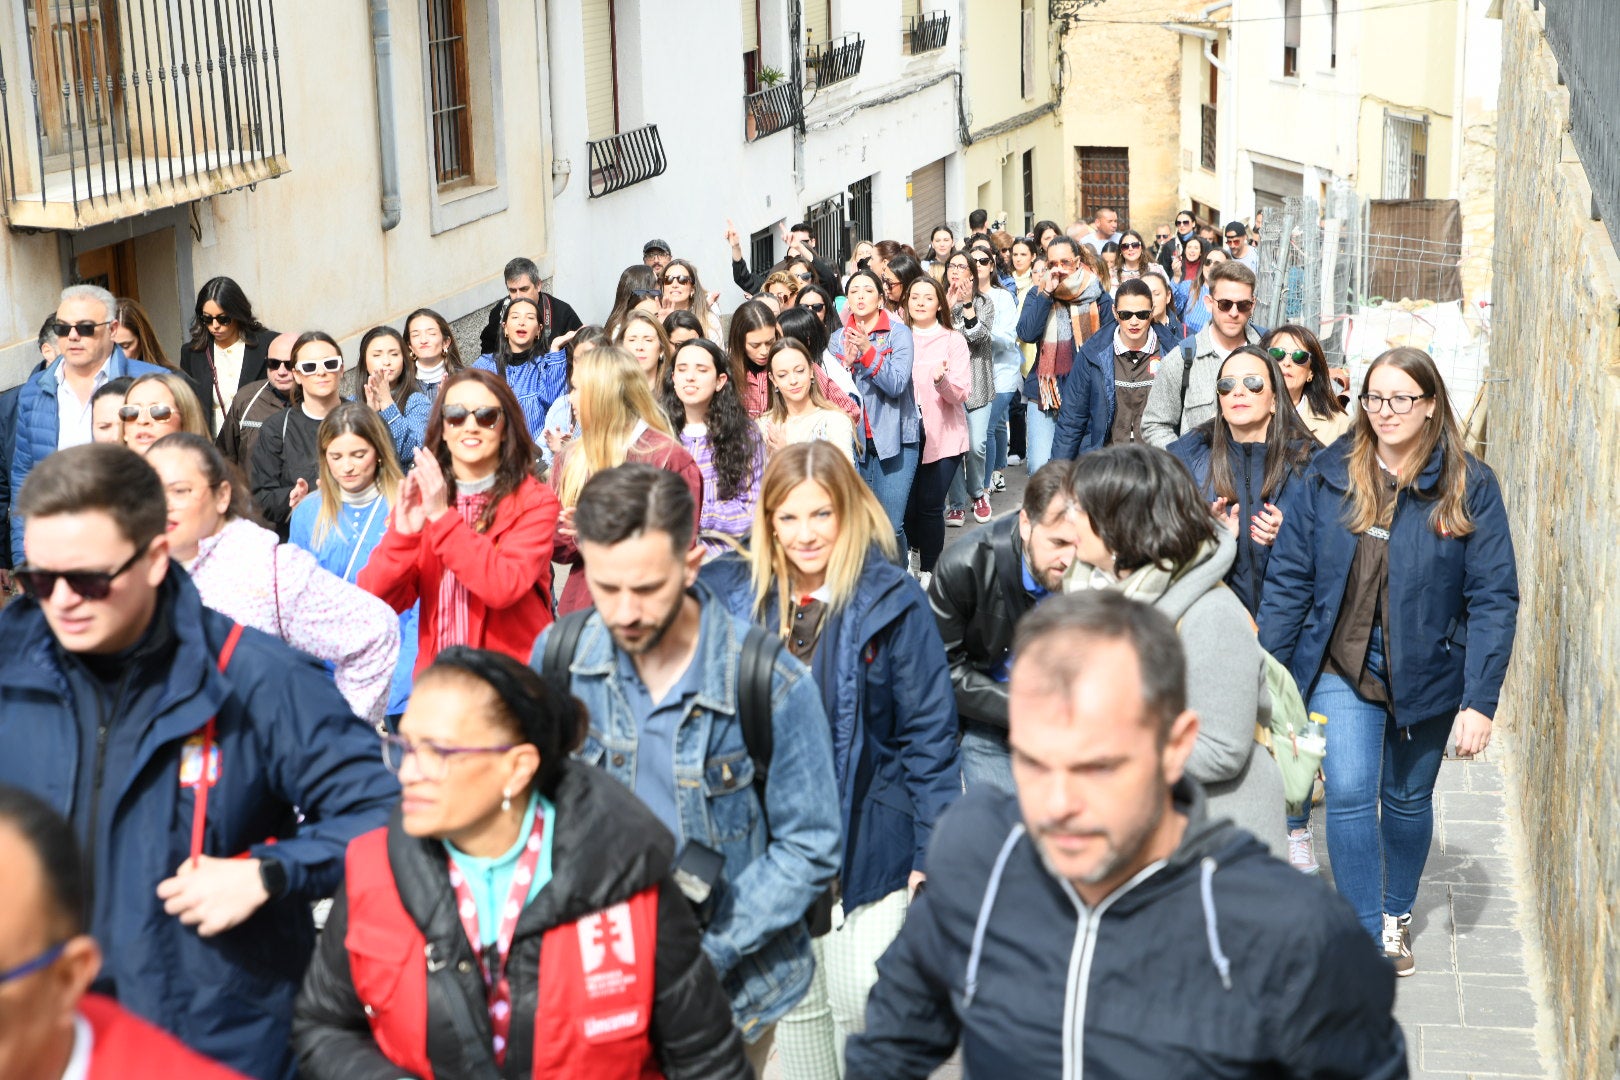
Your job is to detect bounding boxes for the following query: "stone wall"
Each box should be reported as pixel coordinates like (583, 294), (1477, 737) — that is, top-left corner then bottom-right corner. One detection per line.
(1491, 1), (1620, 1076)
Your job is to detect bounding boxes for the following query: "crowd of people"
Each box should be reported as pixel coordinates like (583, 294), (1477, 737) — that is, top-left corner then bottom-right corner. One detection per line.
(0, 205), (1518, 1079)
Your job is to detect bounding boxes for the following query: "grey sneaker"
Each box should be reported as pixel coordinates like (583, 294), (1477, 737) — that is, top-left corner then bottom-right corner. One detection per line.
(1382, 913), (1415, 976)
(1287, 828), (1320, 875)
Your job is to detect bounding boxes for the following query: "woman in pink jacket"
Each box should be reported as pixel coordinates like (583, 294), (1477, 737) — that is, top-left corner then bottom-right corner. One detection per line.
(901, 276), (971, 581)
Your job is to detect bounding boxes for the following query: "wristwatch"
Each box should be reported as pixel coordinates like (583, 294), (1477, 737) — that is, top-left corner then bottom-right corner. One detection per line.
(259, 857), (288, 899)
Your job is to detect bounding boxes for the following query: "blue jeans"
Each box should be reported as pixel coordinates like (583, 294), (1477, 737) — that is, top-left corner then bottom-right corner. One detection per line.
(1306, 633), (1452, 940)
(949, 403), (994, 510)
(1024, 403), (1057, 475)
(960, 721), (1014, 794)
(860, 440), (920, 554)
(986, 390), (1016, 473)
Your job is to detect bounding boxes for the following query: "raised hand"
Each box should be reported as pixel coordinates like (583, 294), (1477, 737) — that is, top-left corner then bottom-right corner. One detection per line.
(394, 472), (426, 535)
(364, 370), (391, 412)
(288, 477), (310, 511)
(413, 447), (450, 521)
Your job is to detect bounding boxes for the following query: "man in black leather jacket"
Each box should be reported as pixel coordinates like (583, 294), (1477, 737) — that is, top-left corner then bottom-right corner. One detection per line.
(927, 461), (1082, 792)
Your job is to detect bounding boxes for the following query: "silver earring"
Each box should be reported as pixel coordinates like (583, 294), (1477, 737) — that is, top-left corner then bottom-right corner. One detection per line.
(501, 790), (512, 813)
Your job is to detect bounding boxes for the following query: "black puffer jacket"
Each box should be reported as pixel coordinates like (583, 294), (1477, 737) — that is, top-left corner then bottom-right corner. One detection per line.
(926, 514), (1039, 731)
(291, 760), (750, 1080)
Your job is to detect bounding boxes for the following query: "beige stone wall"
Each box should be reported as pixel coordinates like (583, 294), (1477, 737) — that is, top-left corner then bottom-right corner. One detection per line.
(1491, 2), (1620, 1076)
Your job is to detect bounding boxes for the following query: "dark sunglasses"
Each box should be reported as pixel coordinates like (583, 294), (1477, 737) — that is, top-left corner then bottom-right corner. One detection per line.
(631, 288), (661, 300)
(1121, 241), (1143, 250)
(1216, 375), (1267, 396)
(296, 356), (344, 375)
(799, 302), (827, 314)
(1155, 233), (1171, 241)
(792, 272), (815, 282)
(15, 544), (149, 602)
(1116, 308), (1153, 322)
(663, 273), (693, 286)
(1177, 218), (1193, 226)
(971, 254), (993, 266)
(117, 403), (174, 422)
(443, 403), (502, 429)
(52, 319), (111, 338)
(1268, 347), (1309, 364)
(1214, 298), (1256, 314)
(265, 357), (296, 371)
(202, 313), (235, 327)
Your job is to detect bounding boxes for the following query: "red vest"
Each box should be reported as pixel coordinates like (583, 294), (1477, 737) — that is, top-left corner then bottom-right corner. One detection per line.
(79, 994), (249, 1079)
(343, 828), (663, 1080)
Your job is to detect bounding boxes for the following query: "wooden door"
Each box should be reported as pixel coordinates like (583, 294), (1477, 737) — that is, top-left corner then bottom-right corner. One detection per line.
(27, 0), (123, 162)
(75, 240), (139, 300)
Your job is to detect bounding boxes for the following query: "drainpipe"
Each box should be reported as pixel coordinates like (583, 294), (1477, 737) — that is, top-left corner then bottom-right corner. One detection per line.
(370, 0), (402, 232)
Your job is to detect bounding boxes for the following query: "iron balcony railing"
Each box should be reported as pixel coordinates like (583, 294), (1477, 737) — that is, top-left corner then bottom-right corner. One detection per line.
(1542, 0), (1620, 249)
(1200, 103), (1217, 171)
(586, 124), (666, 198)
(904, 11), (951, 55)
(744, 81), (799, 142)
(806, 34), (864, 89)
(0, 0), (288, 231)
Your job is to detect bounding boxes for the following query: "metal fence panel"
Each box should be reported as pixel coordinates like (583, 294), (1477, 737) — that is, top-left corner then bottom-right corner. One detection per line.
(1543, 0), (1620, 248)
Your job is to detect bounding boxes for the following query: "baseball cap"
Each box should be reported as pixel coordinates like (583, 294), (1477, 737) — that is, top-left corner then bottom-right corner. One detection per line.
(643, 238), (671, 256)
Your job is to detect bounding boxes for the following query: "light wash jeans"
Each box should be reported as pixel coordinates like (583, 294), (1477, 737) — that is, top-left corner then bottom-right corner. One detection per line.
(1024, 403), (1057, 475)
(986, 390), (1017, 473)
(948, 402), (994, 510)
(859, 440), (920, 555)
(960, 721), (1014, 794)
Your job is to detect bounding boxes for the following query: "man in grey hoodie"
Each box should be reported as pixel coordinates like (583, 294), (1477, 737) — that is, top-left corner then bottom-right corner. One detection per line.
(847, 591), (1405, 1079)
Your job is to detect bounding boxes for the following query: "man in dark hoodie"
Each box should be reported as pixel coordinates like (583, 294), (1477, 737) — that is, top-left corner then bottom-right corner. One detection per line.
(847, 590), (1407, 1079)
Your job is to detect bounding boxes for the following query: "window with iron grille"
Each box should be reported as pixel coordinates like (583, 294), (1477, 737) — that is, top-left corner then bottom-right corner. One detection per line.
(1382, 113), (1428, 199)
(848, 176), (875, 246)
(1075, 147), (1130, 231)
(1282, 0), (1300, 78)
(805, 196), (846, 263)
(426, 0), (474, 187)
(750, 228), (776, 277)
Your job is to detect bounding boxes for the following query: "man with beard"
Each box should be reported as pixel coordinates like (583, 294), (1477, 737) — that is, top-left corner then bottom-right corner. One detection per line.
(847, 591), (1406, 1080)
(529, 464), (840, 1077)
(1015, 237), (1111, 474)
(927, 461), (1082, 794)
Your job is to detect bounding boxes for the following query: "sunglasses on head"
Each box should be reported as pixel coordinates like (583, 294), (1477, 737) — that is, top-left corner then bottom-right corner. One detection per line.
(663, 273), (693, 286)
(117, 403), (174, 422)
(15, 544), (149, 602)
(1216, 375), (1267, 396)
(53, 319), (110, 338)
(296, 356), (344, 375)
(1268, 347), (1309, 364)
(266, 357), (296, 371)
(1213, 298), (1255, 314)
(1121, 241), (1143, 250)
(202, 313), (234, 327)
(443, 403), (502, 429)
(1116, 308), (1153, 322)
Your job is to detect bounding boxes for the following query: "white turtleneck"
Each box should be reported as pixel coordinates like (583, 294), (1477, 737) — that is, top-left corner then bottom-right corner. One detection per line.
(340, 483), (382, 506)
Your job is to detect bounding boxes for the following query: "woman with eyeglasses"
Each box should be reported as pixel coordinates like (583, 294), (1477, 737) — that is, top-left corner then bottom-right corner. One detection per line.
(942, 249), (996, 527)
(290, 403), (419, 727)
(404, 307), (465, 403)
(880, 253), (926, 316)
(548, 346), (701, 615)
(1263, 324), (1352, 446)
(660, 258), (721, 339)
(1258, 348), (1519, 972)
(251, 332), (349, 537)
(120, 372), (208, 455)
(292, 647), (750, 1079)
(1169, 345), (1316, 616)
(1114, 229), (1168, 283)
(348, 326), (433, 463)
(359, 369), (561, 671)
(472, 295), (571, 441)
(179, 276), (280, 434)
(1175, 244), (1228, 336)
(663, 338), (764, 556)
(149, 432), (400, 726)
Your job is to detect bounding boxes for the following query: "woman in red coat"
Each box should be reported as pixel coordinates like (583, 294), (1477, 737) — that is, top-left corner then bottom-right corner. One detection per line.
(550, 345), (702, 614)
(360, 369), (559, 670)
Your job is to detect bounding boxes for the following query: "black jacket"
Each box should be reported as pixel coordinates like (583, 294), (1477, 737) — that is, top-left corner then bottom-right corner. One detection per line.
(926, 514), (1037, 731)
(180, 326), (281, 432)
(732, 250), (842, 297)
(250, 404), (326, 536)
(478, 292), (583, 357)
(847, 780), (1407, 1080)
(292, 760), (750, 1080)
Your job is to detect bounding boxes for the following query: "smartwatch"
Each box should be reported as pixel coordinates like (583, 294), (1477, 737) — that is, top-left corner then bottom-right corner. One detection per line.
(259, 857), (289, 899)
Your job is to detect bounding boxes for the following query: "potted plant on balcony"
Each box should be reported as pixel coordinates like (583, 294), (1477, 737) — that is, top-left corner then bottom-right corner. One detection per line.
(748, 66), (788, 139)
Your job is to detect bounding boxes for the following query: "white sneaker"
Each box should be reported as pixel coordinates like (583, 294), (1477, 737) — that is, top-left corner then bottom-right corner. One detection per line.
(917, 571), (932, 590)
(1007, 454), (1023, 466)
(1382, 913), (1415, 976)
(1287, 828), (1319, 875)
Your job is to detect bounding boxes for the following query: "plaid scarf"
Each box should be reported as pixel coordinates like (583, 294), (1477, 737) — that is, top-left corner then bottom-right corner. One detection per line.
(1035, 270), (1101, 411)
(434, 491), (492, 655)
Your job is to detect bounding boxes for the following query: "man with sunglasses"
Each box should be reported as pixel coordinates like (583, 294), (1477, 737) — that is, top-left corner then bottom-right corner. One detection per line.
(9, 285), (165, 565)
(1150, 223), (1174, 262)
(1157, 211), (1199, 273)
(217, 333), (297, 469)
(1142, 259), (1265, 449)
(0, 443), (396, 1080)
(1050, 279), (1178, 460)
(476, 256), (582, 358)
(1224, 220), (1259, 272)
(0, 784), (250, 1078)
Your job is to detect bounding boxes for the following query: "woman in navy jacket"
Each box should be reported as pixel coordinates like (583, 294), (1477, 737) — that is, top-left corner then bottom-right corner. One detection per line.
(702, 440), (961, 1080)
(1258, 347), (1518, 975)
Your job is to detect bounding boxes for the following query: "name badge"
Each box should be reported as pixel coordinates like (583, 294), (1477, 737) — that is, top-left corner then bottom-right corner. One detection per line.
(179, 734), (220, 789)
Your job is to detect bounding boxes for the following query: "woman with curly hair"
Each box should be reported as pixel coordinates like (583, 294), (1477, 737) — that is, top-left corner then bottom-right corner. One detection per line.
(663, 337), (765, 555)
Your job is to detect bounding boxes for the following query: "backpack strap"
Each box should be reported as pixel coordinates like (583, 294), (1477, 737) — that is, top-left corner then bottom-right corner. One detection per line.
(1178, 340), (1197, 426)
(737, 626), (782, 806)
(190, 623), (245, 865)
(539, 609), (593, 705)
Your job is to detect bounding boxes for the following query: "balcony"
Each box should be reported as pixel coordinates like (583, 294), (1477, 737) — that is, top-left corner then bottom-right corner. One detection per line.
(587, 124), (667, 198)
(806, 35), (864, 89)
(744, 81), (800, 142)
(0, 0), (288, 231)
(904, 11), (951, 55)
(1200, 103), (1217, 172)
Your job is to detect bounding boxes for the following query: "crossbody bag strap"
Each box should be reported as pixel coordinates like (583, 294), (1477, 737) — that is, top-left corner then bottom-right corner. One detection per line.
(737, 626), (781, 815)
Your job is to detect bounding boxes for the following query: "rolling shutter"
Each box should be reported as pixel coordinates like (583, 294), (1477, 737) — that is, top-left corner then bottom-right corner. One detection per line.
(742, 0), (759, 52)
(910, 157), (948, 253)
(804, 0), (830, 43)
(583, 0), (618, 140)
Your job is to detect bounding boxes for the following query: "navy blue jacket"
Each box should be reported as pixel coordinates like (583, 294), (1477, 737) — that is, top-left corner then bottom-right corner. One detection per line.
(0, 568), (398, 1079)
(1051, 323), (1179, 460)
(1014, 286), (1115, 405)
(846, 781), (1407, 1078)
(702, 552), (962, 910)
(1258, 438), (1519, 726)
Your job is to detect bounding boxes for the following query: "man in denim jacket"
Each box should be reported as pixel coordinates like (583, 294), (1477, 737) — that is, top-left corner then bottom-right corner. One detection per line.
(531, 464), (840, 1071)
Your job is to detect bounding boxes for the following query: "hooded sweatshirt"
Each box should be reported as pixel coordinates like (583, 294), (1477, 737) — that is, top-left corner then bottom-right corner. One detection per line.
(847, 781), (1406, 1079)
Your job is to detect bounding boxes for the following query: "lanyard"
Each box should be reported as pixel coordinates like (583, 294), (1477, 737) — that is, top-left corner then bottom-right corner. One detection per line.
(341, 498), (384, 583)
(447, 806), (545, 1064)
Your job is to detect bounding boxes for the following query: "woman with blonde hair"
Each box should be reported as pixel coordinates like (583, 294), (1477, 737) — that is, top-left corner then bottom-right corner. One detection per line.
(1260, 347), (1519, 970)
(549, 344), (702, 614)
(701, 440), (960, 1078)
(120, 371), (208, 454)
(762, 269), (801, 309)
(660, 257), (721, 338)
